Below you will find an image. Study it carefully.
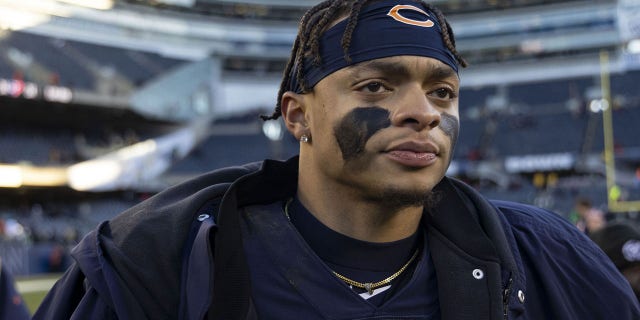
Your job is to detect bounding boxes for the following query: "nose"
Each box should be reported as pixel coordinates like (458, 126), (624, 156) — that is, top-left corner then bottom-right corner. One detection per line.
(390, 86), (441, 131)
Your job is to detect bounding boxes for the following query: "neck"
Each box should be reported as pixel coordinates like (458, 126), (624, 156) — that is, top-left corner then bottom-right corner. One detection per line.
(297, 167), (423, 243)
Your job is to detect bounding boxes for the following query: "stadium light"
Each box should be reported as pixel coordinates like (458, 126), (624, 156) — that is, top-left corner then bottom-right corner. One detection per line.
(0, 7), (50, 31)
(0, 0), (72, 20)
(0, 164), (67, 187)
(628, 39), (640, 54)
(21, 166), (67, 186)
(56, 0), (114, 10)
(68, 159), (122, 191)
(0, 164), (22, 188)
(262, 120), (283, 141)
(589, 98), (609, 113)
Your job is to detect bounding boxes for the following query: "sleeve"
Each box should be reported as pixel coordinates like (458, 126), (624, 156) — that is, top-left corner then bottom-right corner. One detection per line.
(32, 263), (117, 320)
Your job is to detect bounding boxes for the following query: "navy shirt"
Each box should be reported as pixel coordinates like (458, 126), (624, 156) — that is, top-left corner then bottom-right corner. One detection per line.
(239, 200), (440, 319)
(287, 196), (421, 304)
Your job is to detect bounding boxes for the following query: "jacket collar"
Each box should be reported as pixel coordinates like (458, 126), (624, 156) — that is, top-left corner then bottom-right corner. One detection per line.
(425, 177), (525, 319)
(204, 157), (525, 319)
(208, 156), (298, 319)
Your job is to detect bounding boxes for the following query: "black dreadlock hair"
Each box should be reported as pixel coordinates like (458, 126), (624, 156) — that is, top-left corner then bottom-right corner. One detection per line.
(260, 0), (467, 121)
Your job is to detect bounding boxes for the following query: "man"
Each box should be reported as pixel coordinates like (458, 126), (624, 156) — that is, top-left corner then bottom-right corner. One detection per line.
(591, 221), (640, 302)
(35, 0), (640, 319)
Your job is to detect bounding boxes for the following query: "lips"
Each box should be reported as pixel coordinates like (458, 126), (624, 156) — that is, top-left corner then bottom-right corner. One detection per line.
(384, 141), (439, 167)
(388, 150), (436, 160)
(386, 140), (439, 154)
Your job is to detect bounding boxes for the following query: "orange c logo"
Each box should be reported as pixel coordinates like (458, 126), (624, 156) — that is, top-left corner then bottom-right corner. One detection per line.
(387, 5), (435, 28)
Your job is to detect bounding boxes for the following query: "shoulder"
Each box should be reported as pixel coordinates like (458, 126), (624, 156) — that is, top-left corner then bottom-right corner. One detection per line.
(489, 199), (602, 262)
(61, 162), (265, 318)
(106, 161), (264, 250)
(111, 161), (262, 230)
(490, 200), (584, 243)
(488, 199), (615, 282)
(94, 161), (262, 278)
(491, 200), (640, 317)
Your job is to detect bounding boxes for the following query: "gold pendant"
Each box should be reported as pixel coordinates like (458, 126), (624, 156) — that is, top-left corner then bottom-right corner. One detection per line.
(364, 283), (373, 295)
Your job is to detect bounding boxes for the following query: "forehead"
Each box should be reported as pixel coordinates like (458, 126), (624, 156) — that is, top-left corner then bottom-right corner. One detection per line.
(346, 56), (458, 78)
(315, 55), (460, 87)
(310, 55), (460, 102)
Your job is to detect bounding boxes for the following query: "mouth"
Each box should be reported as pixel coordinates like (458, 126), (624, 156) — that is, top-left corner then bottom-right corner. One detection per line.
(387, 150), (437, 160)
(384, 141), (440, 167)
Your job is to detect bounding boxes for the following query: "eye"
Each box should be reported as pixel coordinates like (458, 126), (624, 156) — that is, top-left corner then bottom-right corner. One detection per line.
(429, 87), (457, 100)
(360, 82), (388, 93)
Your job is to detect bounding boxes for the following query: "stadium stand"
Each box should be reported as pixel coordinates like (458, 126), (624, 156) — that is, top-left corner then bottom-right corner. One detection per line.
(66, 39), (184, 86)
(492, 110), (588, 156)
(612, 107), (640, 148)
(0, 126), (77, 165)
(454, 117), (486, 160)
(119, 0), (610, 21)
(164, 110), (298, 179)
(0, 31), (186, 94)
(2, 32), (96, 90)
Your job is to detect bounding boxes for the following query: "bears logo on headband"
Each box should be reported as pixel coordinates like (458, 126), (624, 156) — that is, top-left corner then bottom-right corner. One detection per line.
(387, 5), (435, 28)
(288, 0), (459, 93)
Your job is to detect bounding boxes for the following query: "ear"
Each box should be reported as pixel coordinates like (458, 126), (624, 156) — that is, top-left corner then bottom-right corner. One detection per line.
(281, 91), (309, 140)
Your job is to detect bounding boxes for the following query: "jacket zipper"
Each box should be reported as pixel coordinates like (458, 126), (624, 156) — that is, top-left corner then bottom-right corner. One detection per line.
(503, 276), (513, 320)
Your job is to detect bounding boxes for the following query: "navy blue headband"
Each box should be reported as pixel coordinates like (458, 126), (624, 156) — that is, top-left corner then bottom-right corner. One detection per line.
(288, 0), (459, 93)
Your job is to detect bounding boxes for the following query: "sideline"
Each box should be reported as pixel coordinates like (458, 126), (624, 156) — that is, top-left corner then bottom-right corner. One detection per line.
(16, 274), (61, 293)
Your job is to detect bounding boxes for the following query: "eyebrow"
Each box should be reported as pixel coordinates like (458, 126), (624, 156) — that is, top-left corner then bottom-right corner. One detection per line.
(349, 59), (458, 82)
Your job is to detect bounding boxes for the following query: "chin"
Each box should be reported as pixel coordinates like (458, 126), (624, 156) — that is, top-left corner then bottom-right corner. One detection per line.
(365, 183), (441, 210)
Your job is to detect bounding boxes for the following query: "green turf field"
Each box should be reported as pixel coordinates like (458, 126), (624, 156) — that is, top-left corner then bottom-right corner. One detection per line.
(16, 274), (61, 314)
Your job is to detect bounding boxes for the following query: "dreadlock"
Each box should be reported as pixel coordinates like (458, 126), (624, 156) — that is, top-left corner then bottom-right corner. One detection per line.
(261, 0), (467, 121)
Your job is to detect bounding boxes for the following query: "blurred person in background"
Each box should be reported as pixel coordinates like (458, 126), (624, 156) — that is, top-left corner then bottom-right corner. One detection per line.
(591, 221), (640, 302)
(34, 0), (640, 319)
(0, 258), (30, 320)
(572, 197), (607, 234)
(45, 244), (68, 273)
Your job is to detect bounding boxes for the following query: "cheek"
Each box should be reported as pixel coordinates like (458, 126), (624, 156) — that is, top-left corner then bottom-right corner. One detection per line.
(333, 106), (391, 161)
(439, 112), (459, 149)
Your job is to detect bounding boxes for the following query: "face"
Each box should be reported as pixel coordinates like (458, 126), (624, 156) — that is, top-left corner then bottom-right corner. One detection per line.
(299, 55), (460, 207)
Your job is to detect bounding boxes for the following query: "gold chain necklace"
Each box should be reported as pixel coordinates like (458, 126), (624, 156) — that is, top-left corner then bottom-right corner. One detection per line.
(331, 249), (419, 295)
(284, 198), (420, 295)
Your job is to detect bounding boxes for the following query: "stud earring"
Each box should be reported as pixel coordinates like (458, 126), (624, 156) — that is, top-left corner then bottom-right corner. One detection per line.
(300, 134), (310, 143)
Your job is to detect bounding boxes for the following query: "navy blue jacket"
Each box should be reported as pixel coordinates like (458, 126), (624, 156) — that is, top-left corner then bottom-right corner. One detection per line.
(34, 157), (640, 319)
